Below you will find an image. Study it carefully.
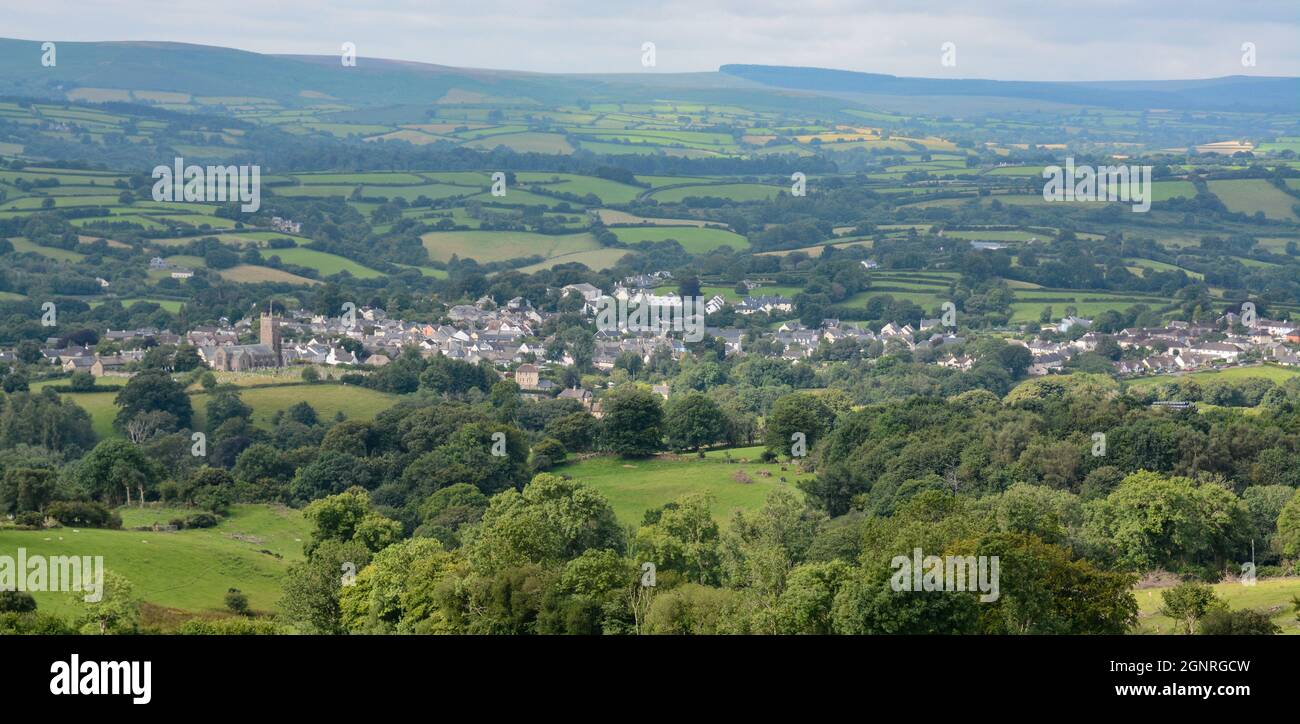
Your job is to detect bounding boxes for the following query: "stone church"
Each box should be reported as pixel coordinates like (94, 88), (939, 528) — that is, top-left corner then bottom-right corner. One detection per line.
(210, 312), (283, 371)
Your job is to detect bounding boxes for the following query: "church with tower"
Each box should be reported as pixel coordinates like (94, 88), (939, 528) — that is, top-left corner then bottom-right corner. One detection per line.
(210, 303), (283, 371)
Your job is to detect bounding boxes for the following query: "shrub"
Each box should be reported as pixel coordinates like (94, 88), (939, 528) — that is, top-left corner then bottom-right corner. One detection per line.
(1198, 608), (1281, 635)
(224, 588), (250, 616)
(183, 512), (218, 529)
(45, 501), (121, 529)
(530, 437), (567, 471)
(0, 590), (37, 613)
(14, 511), (44, 528)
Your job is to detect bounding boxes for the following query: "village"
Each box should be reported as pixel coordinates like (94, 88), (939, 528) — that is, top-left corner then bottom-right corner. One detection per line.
(10, 271), (1300, 403)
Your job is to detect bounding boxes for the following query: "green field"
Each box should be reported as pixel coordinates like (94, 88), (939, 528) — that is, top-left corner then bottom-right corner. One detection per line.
(610, 225), (749, 253)
(1133, 577), (1300, 635)
(649, 183), (782, 203)
(0, 504), (307, 620)
(1124, 363), (1300, 391)
(58, 382), (398, 439)
(8, 236), (85, 262)
(512, 248), (631, 273)
(420, 230), (600, 264)
(1207, 179), (1300, 222)
(266, 248), (383, 278)
(555, 447), (809, 526)
(218, 264), (321, 285)
(192, 384), (398, 430)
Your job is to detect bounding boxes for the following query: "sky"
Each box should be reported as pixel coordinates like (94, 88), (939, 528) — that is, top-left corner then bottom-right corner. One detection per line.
(3, 0), (1298, 80)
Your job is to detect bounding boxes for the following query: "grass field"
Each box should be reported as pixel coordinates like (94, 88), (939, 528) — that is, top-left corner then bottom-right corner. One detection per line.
(57, 382), (397, 439)
(265, 248), (383, 278)
(610, 226), (749, 253)
(1207, 179), (1300, 222)
(218, 264), (321, 285)
(649, 183), (782, 203)
(556, 447), (809, 526)
(1124, 363), (1300, 391)
(1133, 577), (1300, 635)
(90, 298), (186, 313)
(191, 384), (397, 430)
(512, 248), (630, 273)
(596, 209), (714, 227)
(8, 236), (86, 262)
(420, 230), (600, 264)
(0, 504), (306, 620)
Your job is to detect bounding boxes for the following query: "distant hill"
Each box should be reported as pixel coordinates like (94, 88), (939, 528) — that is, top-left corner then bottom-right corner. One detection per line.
(2, 37), (1297, 114)
(719, 64), (1300, 112)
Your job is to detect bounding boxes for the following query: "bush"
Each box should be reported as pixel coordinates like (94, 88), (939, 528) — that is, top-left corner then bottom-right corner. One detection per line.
(13, 511), (44, 528)
(530, 437), (567, 471)
(68, 371), (96, 392)
(1198, 608), (1281, 635)
(183, 512), (218, 529)
(0, 611), (73, 634)
(224, 588), (250, 616)
(0, 590), (37, 613)
(44, 501), (121, 529)
(301, 366), (321, 384)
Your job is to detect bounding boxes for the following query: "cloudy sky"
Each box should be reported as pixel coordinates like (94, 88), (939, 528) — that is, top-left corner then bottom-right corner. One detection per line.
(5, 0), (1299, 80)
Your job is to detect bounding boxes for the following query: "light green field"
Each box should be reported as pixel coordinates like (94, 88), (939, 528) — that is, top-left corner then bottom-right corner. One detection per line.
(463, 132), (574, 154)
(596, 209), (713, 227)
(1207, 179), (1300, 222)
(943, 229), (1044, 242)
(1123, 257), (1204, 279)
(60, 382), (397, 439)
(192, 384), (397, 430)
(512, 248), (631, 273)
(611, 226), (749, 253)
(90, 298), (186, 313)
(1125, 364), (1300, 391)
(421, 230), (600, 264)
(516, 173), (643, 204)
(1133, 577), (1300, 635)
(649, 183), (782, 203)
(7, 236), (85, 262)
(266, 248), (383, 278)
(291, 172), (426, 185)
(57, 390), (120, 439)
(555, 448), (809, 526)
(0, 504), (307, 619)
(218, 264), (321, 285)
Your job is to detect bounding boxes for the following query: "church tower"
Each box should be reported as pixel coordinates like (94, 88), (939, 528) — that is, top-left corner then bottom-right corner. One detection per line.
(259, 301), (282, 366)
